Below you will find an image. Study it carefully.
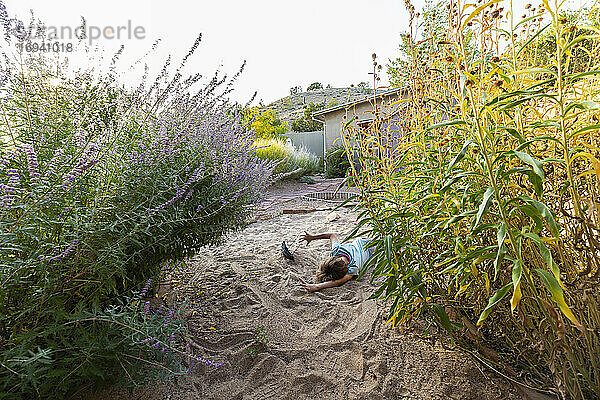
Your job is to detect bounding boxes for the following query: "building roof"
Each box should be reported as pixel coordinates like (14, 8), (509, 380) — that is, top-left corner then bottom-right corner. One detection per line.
(311, 87), (407, 121)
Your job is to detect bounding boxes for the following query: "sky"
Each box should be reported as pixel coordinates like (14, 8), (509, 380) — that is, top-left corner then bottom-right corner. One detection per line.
(1, 0), (592, 105)
(2, 0), (413, 104)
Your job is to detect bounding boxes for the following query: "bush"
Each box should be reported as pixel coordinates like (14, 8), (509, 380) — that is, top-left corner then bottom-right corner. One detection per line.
(254, 137), (319, 178)
(242, 107), (287, 138)
(325, 146), (350, 178)
(290, 102), (336, 133)
(306, 82), (323, 91)
(0, 26), (274, 399)
(349, 1), (600, 398)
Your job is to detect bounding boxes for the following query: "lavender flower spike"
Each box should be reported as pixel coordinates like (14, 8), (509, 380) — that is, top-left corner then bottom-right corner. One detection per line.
(140, 279), (152, 297)
(22, 144), (40, 181)
(1, 168), (20, 208)
(49, 238), (80, 261)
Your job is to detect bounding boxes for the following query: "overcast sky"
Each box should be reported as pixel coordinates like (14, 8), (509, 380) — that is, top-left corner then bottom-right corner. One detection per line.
(3, 0), (415, 104)
(2, 0), (590, 105)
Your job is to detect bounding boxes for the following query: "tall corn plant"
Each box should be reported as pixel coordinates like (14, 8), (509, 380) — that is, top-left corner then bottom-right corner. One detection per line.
(346, 0), (600, 398)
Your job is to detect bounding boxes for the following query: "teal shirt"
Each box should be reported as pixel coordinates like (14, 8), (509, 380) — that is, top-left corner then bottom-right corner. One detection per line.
(330, 237), (373, 276)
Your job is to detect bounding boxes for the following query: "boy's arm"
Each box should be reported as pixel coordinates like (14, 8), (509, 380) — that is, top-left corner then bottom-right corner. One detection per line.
(302, 231), (338, 245)
(299, 274), (353, 292)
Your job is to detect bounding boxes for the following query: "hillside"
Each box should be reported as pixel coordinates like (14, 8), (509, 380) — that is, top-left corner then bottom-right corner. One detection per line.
(264, 87), (374, 125)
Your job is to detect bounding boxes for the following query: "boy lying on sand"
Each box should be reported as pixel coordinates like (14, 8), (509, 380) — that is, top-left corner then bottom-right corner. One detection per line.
(299, 231), (373, 292)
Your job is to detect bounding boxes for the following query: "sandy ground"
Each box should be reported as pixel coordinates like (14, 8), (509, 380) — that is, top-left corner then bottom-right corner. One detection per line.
(95, 180), (552, 400)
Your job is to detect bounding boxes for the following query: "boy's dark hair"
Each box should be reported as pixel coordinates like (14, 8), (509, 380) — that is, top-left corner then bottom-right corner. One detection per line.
(315, 256), (348, 283)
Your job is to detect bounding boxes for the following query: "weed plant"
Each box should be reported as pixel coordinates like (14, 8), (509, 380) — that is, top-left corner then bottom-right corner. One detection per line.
(325, 146), (351, 178)
(346, 1), (600, 398)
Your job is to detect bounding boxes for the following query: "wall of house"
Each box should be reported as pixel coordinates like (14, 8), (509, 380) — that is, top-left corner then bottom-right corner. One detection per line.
(324, 109), (346, 151)
(322, 91), (408, 154)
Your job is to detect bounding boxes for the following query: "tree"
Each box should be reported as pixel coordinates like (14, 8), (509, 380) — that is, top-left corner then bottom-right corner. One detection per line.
(290, 86), (302, 95)
(306, 82), (323, 91)
(243, 107), (287, 138)
(356, 81), (369, 89)
(291, 101), (336, 132)
(519, 9), (596, 76)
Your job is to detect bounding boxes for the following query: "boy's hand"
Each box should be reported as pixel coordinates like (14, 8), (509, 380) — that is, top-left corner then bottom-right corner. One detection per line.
(298, 277), (318, 292)
(301, 231), (314, 246)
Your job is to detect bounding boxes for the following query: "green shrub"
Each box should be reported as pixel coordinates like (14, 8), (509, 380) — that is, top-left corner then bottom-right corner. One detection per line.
(325, 146), (350, 178)
(306, 82), (323, 91)
(242, 107), (287, 138)
(291, 101), (336, 133)
(0, 30), (273, 398)
(254, 137), (319, 178)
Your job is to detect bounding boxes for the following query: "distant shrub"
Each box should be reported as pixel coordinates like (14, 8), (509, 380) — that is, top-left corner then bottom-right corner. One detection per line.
(254, 137), (319, 178)
(306, 82), (323, 91)
(243, 107), (287, 138)
(289, 86), (302, 95)
(325, 146), (350, 179)
(291, 102), (336, 132)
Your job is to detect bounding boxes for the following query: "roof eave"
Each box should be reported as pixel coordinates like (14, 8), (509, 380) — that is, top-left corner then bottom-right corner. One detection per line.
(311, 86), (407, 119)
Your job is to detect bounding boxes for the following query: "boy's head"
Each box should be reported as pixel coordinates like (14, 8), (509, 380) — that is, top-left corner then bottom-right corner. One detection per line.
(315, 256), (348, 283)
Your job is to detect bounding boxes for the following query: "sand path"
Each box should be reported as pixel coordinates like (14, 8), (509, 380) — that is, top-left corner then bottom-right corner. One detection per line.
(104, 179), (551, 400)
(125, 179), (533, 400)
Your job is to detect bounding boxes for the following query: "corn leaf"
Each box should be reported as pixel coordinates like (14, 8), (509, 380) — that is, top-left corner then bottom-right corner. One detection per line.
(448, 140), (473, 171)
(513, 151), (545, 179)
(475, 188), (494, 227)
(498, 125), (525, 143)
(522, 232), (559, 281)
(426, 119), (467, 131)
(511, 260), (523, 311)
(477, 282), (512, 327)
(520, 196), (560, 238)
(517, 204), (545, 233)
(494, 223), (507, 279)
(444, 209), (477, 228)
(522, 170), (544, 197)
(535, 269), (584, 332)
(440, 171), (481, 194)
(432, 303), (455, 335)
(517, 23), (551, 56)
(563, 35), (600, 55)
(384, 235), (393, 266)
(566, 69), (600, 81)
(511, 67), (557, 77)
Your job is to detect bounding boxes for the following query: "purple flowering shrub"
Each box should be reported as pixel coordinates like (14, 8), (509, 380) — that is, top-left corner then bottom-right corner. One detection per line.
(0, 15), (273, 397)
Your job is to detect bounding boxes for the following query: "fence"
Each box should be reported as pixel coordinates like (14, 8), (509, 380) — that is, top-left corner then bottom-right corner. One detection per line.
(283, 130), (324, 159)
